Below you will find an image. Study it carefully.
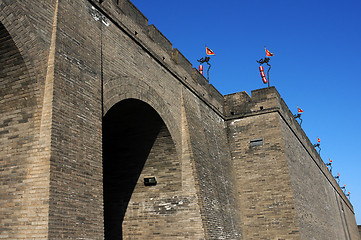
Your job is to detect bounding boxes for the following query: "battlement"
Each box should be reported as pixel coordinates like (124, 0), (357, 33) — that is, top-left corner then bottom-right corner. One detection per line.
(224, 87), (282, 118)
(87, 1), (353, 213)
(114, 0), (148, 27)
(224, 87), (353, 211)
(1, 1), (359, 239)
(93, 0), (223, 112)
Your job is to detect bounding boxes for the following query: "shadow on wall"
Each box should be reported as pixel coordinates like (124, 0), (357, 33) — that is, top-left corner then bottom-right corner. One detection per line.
(103, 98), (179, 239)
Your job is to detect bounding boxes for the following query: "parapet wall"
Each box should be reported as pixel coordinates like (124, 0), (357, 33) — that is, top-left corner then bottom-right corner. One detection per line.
(91, 0), (224, 115)
(1, 0), (359, 239)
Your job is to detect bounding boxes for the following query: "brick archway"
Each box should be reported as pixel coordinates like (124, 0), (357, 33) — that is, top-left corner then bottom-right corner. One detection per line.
(0, 18), (48, 238)
(103, 76), (181, 155)
(103, 98), (181, 239)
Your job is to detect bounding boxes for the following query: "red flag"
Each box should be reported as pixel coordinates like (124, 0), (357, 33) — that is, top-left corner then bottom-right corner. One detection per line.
(329, 159), (332, 163)
(265, 47), (273, 57)
(206, 46), (215, 56)
(297, 107), (303, 113)
(317, 137), (320, 143)
(337, 172), (340, 177)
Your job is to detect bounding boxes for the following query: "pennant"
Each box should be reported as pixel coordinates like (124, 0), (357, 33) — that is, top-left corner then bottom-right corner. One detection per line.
(317, 137), (320, 143)
(297, 106), (303, 113)
(265, 47), (273, 57)
(329, 159), (332, 163)
(206, 46), (215, 56)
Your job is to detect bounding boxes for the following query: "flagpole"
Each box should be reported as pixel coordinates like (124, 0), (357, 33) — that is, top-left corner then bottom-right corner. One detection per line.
(267, 65), (271, 88)
(264, 46), (273, 87)
(207, 62), (211, 81)
(198, 45), (215, 82)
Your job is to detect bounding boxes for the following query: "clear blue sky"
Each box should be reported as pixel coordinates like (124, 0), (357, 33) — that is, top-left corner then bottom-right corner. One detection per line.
(131, 0), (361, 224)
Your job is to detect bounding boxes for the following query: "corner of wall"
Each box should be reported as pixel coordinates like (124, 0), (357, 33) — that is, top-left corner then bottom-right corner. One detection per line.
(224, 87), (281, 118)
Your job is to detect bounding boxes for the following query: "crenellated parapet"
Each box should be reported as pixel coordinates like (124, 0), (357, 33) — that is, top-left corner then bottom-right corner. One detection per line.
(1, 1), (359, 239)
(90, 0), (224, 114)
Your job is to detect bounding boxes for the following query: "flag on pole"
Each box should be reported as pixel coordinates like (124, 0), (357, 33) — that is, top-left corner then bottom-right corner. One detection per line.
(265, 47), (273, 57)
(206, 46), (215, 56)
(297, 106), (303, 113)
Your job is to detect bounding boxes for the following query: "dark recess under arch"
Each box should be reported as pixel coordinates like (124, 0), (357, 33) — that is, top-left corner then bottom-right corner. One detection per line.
(102, 98), (178, 239)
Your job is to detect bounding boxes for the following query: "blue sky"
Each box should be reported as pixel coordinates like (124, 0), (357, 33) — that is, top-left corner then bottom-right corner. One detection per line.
(131, 0), (361, 223)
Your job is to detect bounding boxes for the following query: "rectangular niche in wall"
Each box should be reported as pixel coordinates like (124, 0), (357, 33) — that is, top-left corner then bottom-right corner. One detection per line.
(250, 138), (263, 147)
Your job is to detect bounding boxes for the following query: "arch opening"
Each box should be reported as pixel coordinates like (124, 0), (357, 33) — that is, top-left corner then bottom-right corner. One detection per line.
(102, 99), (181, 239)
(0, 21), (35, 113)
(0, 21), (28, 101)
(0, 21), (33, 186)
(0, 20), (40, 236)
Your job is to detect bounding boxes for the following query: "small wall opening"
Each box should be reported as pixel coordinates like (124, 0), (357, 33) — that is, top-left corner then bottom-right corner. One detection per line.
(102, 99), (180, 239)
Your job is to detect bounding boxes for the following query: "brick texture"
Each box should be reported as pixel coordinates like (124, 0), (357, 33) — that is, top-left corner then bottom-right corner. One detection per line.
(1, 1), (359, 239)
(225, 87), (360, 240)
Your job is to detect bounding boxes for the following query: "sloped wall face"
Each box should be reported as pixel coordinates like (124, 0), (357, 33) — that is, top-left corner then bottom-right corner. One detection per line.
(99, 0), (240, 238)
(46, 0), (104, 238)
(3, 1), (360, 239)
(181, 90), (242, 239)
(224, 87), (359, 240)
(48, 0), (234, 238)
(226, 111), (300, 240)
(279, 118), (360, 240)
(0, 0), (62, 238)
(0, 18), (51, 239)
(0, 21), (39, 239)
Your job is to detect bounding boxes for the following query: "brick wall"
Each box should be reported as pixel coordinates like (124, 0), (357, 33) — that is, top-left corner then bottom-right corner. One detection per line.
(182, 89), (242, 239)
(226, 106), (300, 239)
(1, 0), (360, 239)
(0, 1), (55, 238)
(102, 99), (205, 239)
(225, 87), (360, 239)
(46, 0), (104, 238)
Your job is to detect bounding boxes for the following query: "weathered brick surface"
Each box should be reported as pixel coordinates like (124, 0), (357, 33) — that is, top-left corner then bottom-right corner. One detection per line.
(182, 89), (242, 239)
(225, 87), (360, 240)
(0, 1), (56, 239)
(102, 99), (206, 239)
(1, 1), (359, 240)
(226, 105), (300, 239)
(46, 0), (104, 238)
(277, 91), (360, 240)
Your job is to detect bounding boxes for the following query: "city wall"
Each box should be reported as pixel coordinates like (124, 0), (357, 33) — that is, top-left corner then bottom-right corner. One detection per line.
(0, 0), (359, 239)
(225, 87), (359, 239)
